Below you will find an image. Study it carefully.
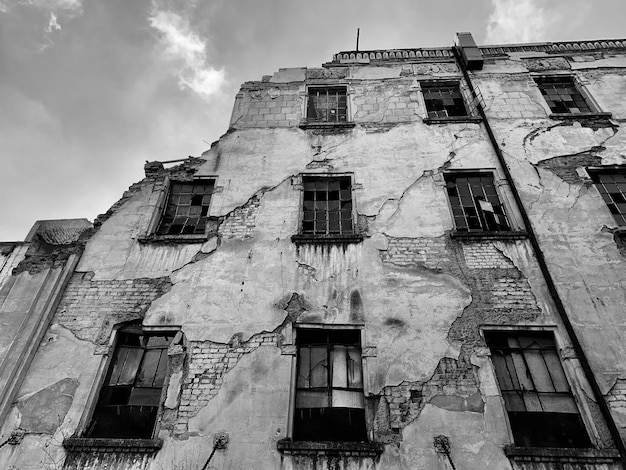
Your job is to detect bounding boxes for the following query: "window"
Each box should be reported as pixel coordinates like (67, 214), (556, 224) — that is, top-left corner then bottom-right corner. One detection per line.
(485, 331), (590, 448)
(301, 176), (354, 236)
(422, 82), (468, 118)
(156, 180), (214, 236)
(445, 173), (510, 232)
(87, 326), (174, 439)
(295, 329), (366, 441)
(306, 87), (348, 123)
(589, 171), (626, 225)
(534, 76), (592, 114)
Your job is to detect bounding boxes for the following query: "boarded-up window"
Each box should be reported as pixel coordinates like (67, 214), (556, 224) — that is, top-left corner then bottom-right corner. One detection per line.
(307, 87), (348, 123)
(589, 171), (626, 226)
(422, 82), (468, 118)
(535, 76), (591, 114)
(445, 173), (510, 232)
(301, 176), (354, 236)
(87, 326), (174, 439)
(157, 180), (214, 235)
(294, 329), (366, 441)
(485, 331), (590, 448)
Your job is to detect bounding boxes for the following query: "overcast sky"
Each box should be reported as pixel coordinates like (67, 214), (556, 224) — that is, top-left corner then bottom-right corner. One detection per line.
(1, 0), (624, 241)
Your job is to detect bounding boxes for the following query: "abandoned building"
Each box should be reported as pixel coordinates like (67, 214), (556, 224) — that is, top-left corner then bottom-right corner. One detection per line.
(2, 32), (626, 470)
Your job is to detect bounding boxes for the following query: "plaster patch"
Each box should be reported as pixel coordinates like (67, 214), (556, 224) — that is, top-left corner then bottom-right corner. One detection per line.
(16, 378), (79, 434)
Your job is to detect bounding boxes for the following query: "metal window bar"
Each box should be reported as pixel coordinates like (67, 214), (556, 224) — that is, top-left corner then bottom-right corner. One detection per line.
(590, 172), (626, 225)
(422, 83), (468, 118)
(157, 181), (215, 235)
(536, 77), (591, 114)
(307, 88), (347, 123)
(302, 177), (353, 235)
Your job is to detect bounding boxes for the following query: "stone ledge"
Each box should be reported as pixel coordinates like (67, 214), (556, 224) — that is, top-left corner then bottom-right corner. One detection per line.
(423, 116), (482, 124)
(137, 234), (210, 244)
(277, 439), (384, 457)
(63, 437), (163, 453)
(450, 230), (528, 240)
(549, 112), (613, 120)
(291, 234), (364, 245)
(503, 445), (621, 464)
(299, 121), (356, 130)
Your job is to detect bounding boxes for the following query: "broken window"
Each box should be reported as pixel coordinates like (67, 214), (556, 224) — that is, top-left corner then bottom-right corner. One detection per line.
(445, 173), (510, 232)
(306, 87), (348, 123)
(534, 76), (592, 114)
(421, 82), (468, 118)
(156, 180), (214, 236)
(301, 176), (354, 236)
(589, 171), (626, 225)
(87, 325), (174, 439)
(485, 331), (590, 448)
(295, 329), (366, 441)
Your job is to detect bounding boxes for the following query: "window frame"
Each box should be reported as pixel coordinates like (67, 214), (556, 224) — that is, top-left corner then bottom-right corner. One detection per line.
(481, 327), (592, 449)
(142, 176), (218, 243)
(587, 166), (626, 227)
(291, 325), (368, 443)
(532, 74), (610, 120)
(300, 85), (354, 129)
(419, 80), (482, 124)
(443, 170), (525, 238)
(291, 173), (363, 244)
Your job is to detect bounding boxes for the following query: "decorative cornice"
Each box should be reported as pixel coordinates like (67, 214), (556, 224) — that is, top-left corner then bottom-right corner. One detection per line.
(330, 39), (626, 64)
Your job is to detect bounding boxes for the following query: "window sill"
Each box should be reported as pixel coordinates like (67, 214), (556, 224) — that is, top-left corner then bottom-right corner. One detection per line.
(63, 437), (163, 453)
(503, 445), (620, 464)
(137, 234), (212, 244)
(423, 116), (482, 124)
(299, 121), (356, 130)
(291, 234), (364, 245)
(549, 112), (612, 120)
(277, 439), (384, 457)
(450, 230), (528, 240)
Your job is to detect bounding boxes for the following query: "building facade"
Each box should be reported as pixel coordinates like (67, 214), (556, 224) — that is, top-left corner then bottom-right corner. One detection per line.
(2, 33), (626, 470)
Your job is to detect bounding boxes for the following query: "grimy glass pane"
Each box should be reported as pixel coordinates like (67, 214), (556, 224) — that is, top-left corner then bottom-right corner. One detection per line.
(297, 347), (311, 388)
(332, 389), (364, 408)
(115, 348), (143, 386)
(347, 346), (363, 388)
(296, 390), (328, 408)
(128, 388), (162, 406)
(491, 353), (516, 391)
(538, 393), (579, 413)
(511, 352), (535, 391)
(137, 349), (162, 387)
(521, 391), (543, 412)
(542, 349), (570, 392)
(331, 345), (348, 388)
(523, 349), (555, 392)
(310, 346), (328, 388)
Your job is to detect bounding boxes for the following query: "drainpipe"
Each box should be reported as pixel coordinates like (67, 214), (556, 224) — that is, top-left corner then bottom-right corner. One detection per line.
(452, 40), (626, 465)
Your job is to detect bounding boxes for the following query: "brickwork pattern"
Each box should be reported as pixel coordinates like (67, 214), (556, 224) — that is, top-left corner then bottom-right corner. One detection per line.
(479, 77), (547, 120)
(234, 85), (302, 128)
(174, 332), (279, 434)
(218, 196), (260, 239)
(537, 154), (602, 184)
(607, 379), (626, 414)
(462, 242), (515, 269)
(352, 81), (422, 123)
(380, 236), (450, 270)
(55, 273), (172, 342)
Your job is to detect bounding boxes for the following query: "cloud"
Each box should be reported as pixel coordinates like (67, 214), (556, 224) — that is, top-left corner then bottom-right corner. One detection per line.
(485, 0), (555, 44)
(149, 7), (225, 100)
(44, 11), (60, 32)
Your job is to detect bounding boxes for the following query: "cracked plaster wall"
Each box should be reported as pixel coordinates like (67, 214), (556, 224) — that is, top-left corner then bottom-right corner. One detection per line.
(4, 51), (626, 469)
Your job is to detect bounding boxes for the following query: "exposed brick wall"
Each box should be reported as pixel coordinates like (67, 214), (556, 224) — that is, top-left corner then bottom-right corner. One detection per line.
(55, 273), (172, 343)
(462, 242), (514, 269)
(478, 76), (547, 120)
(173, 332), (279, 434)
(233, 84), (302, 128)
(218, 196), (260, 239)
(537, 154), (602, 184)
(352, 80), (422, 123)
(380, 236), (450, 270)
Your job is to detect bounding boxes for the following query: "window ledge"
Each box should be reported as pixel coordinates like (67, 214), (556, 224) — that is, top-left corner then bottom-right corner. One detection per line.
(423, 116), (482, 124)
(291, 234), (364, 245)
(299, 121), (356, 130)
(549, 112), (612, 120)
(450, 230), (528, 240)
(503, 445), (620, 464)
(137, 234), (211, 244)
(63, 437), (163, 453)
(277, 439), (384, 457)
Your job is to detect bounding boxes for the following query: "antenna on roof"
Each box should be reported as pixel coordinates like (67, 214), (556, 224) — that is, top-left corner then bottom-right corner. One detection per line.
(356, 28), (360, 52)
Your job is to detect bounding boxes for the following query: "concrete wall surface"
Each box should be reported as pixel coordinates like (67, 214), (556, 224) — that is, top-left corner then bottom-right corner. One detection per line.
(1, 38), (626, 470)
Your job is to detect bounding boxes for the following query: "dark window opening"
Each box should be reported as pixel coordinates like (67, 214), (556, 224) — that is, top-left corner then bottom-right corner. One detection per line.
(301, 176), (354, 236)
(87, 326), (174, 439)
(590, 171), (626, 225)
(445, 173), (510, 232)
(307, 87), (348, 123)
(295, 329), (366, 442)
(422, 82), (468, 118)
(535, 77), (591, 114)
(156, 180), (215, 236)
(485, 331), (590, 448)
